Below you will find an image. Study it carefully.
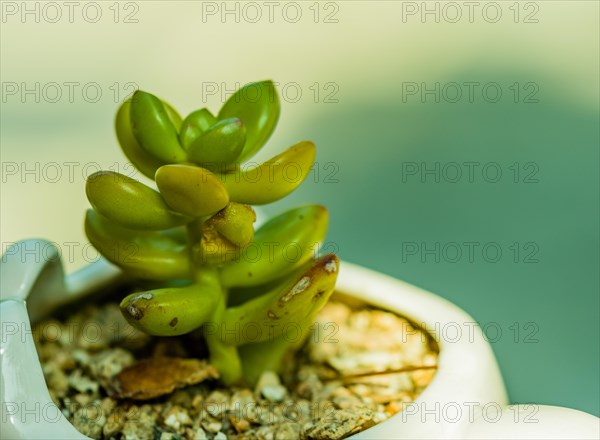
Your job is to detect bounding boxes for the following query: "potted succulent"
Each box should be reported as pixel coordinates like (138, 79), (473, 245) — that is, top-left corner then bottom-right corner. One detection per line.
(1, 81), (598, 440)
(84, 80), (340, 387)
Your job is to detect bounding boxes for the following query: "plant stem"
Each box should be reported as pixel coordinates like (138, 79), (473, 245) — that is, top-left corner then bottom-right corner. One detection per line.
(205, 293), (243, 384)
(186, 216), (242, 384)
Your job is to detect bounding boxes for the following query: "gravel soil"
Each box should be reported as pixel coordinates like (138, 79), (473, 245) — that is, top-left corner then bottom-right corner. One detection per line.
(33, 295), (438, 440)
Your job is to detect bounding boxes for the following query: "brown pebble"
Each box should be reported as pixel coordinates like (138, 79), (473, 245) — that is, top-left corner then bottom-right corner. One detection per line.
(230, 416), (251, 433)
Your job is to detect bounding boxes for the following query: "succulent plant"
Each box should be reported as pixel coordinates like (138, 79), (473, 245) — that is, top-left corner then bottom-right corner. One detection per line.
(84, 80), (339, 385)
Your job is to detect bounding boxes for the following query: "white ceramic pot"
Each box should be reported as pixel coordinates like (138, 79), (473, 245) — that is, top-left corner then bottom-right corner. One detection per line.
(1, 239), (598, 439)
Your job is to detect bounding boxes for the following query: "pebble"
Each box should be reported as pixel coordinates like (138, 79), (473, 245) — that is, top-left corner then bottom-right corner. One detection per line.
(295, 370), (323, 400)
(72, 349), (92, 366)
(102, 412), (124, 438)
(232, 416), (251, 433)
(68, 369), (99, 394)
(256, 371), (287, 402)
(193, 427), (207, 439)
(275, 421), (301, 439)
(88, 348), (134, 386)
(71, 402), (106, 439)
(230, 388), (255, 413)
(255, 425), (275, 440)
(163, 405), (193, 431)
(121, 405), (156, 440)
(204, 390), (229, 417)
(305, 408), (376, 440)
(202, 420), (223, 433)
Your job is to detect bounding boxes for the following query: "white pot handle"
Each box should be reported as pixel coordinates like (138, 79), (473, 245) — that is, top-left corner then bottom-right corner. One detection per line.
(1, 239), (121, 439)
(1, 240), (89, 439)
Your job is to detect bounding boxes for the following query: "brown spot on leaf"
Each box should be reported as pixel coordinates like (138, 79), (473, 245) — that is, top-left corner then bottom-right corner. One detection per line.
(169, 317), (178, 327)
(110, 358), (218, 400)
(126, 303), (144, 321)
(267, 310), (279, 320)
(313, 290), (325, 302)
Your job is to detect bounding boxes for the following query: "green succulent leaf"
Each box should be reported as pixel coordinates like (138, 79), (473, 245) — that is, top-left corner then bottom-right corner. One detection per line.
(130, 90), (187, 163)
(120, 270), (221, 336)
(218, 80), (280, 162)
(193, 203), (256, 266)
(220, 254), (339, 346)
(221, 141), (316, 205)
(115, 99), (166, 179)
(220, 205), (328, 288)
(187, 118), (246, 170)
(162, 100), (183, 131)
(155, 164), (230, 217)
(85, 209), (190, 280)
(86, 171), (192, 230)
(209, 203), (256, 247)
(237, 260), (340, 384)
(179, 108), (218, 150)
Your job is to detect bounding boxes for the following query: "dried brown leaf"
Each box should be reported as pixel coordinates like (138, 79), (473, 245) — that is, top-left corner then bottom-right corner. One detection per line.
(110, 357), (218, 400)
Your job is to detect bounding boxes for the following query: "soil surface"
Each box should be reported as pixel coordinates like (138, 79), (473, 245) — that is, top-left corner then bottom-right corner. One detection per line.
(33, 296), (438, 439)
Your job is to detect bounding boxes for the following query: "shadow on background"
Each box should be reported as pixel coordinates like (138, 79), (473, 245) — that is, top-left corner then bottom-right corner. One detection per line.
(264, 72), (600, 415)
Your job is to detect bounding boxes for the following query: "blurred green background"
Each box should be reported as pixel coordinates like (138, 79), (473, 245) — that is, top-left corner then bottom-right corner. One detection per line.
(1, 1), (598, 416)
